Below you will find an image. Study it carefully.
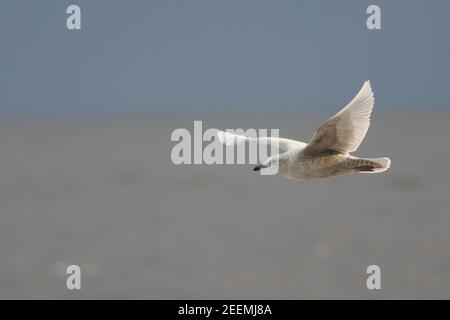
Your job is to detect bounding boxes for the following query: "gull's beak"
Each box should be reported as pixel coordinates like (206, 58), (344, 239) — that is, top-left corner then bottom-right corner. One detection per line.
(253, 164), (268, 171)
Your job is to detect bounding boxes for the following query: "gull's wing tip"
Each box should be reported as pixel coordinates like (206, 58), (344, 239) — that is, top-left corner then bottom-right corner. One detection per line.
(359, 80), (374, 104)
(216, 130), (244, 146)
(216, 130), (226, 144)
(363, 80), (372, 91)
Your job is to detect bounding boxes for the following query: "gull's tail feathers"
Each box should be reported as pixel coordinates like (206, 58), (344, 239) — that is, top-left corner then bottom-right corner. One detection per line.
(352, 157), (391, 173)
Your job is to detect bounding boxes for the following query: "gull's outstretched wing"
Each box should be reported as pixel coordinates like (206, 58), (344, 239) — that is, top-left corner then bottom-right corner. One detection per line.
(217, 130), (305, 154)
(302, 81), (374, 156)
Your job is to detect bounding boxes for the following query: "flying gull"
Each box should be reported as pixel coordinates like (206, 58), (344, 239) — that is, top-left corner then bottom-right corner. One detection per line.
(217, 81), (391, 180)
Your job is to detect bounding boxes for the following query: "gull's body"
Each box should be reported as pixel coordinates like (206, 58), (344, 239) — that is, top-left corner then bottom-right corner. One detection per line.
(217, 81), (391, 180)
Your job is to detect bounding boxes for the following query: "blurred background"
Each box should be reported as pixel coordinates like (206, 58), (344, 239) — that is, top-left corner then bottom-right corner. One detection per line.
(0, 0), (449, 298)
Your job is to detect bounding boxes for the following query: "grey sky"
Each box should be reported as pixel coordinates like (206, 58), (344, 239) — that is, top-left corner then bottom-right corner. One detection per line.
(1, 0), (449, 115)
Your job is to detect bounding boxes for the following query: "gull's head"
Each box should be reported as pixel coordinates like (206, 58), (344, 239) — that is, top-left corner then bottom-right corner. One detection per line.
(253, 154), (288, 175)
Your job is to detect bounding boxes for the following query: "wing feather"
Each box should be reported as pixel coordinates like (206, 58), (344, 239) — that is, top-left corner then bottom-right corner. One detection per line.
(302, 81), (374, 155)
(217, 130), (305, 153)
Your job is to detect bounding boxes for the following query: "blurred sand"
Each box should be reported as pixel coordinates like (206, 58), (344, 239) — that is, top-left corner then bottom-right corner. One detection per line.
(0, 114), (449, 299)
